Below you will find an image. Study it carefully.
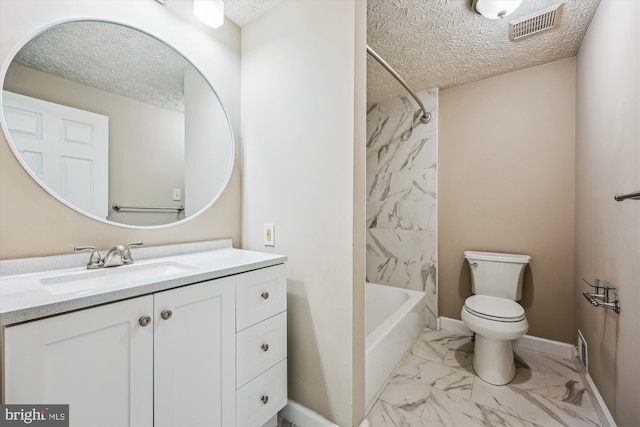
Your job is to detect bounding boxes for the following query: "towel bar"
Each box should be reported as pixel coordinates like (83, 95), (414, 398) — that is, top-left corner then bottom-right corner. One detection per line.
(614, 190), (640, 201)
(582, 279), (620, 314)
(112, 203), (184, 212)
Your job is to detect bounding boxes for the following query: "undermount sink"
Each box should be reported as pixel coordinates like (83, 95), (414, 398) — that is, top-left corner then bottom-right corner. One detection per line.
(40, 261), (197, 295)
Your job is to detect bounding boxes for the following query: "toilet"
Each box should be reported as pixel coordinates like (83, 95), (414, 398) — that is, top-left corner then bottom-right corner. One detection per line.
(461, 250), (530, 385)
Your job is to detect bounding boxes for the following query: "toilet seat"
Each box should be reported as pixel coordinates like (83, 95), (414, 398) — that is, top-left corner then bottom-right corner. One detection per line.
(464, 295), (525, 322)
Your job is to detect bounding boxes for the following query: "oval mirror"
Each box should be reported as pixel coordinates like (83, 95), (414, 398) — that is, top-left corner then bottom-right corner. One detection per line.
(1, 20), (234, 228)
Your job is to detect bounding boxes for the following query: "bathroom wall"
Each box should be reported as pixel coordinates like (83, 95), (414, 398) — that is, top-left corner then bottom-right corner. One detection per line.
(241, 1), (367, 426)
(439, 58), (576, 344)
(0, 0), (241, 258)
(366, 89), (438, 327)
(575, 1), (639, 425)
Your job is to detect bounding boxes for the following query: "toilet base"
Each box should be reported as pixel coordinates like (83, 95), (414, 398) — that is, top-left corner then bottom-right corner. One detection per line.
(473, 335), (516, 385)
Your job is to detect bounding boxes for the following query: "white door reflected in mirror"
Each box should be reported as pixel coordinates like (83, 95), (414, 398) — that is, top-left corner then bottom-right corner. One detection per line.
(3, 90), (109, 219)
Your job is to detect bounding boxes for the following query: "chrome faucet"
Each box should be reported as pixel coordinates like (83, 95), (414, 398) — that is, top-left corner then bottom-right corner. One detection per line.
(75, 242), (143, 269)
(103, 245), (127, 268)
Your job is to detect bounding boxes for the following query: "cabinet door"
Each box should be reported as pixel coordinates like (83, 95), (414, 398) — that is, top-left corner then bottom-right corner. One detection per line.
(3, 295), (154, 427)
(153, 277), (235, 427)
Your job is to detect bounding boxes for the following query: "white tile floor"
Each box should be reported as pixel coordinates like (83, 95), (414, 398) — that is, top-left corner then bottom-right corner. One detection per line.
(367, 328), (603, 427)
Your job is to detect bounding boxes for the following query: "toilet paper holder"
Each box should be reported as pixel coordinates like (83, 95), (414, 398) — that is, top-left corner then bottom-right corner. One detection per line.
(582, 279), (620, 314)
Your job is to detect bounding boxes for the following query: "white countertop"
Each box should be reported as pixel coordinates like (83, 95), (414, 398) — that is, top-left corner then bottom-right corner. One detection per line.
(0, 240), (286, 326)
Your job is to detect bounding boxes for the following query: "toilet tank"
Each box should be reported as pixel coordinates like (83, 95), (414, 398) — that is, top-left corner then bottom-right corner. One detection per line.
(464, 251), (531, 300)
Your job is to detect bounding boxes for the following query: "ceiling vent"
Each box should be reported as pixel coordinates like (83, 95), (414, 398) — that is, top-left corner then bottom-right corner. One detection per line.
(509, 3), (564, 41)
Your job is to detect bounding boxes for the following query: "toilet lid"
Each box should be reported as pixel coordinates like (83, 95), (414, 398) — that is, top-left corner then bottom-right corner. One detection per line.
(464, 295), (525, 322)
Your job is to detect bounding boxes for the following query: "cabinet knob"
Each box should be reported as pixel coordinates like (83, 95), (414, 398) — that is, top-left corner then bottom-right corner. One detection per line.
(161, 309), (173, 320)
(138, 315), (152, 327)
(261, 292), (269, 300)
(261, 343), (269, 352)
(261, 395), (269, 405)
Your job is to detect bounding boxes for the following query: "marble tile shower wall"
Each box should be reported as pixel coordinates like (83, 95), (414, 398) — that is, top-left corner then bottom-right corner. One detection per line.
(366, 89), (439, 327)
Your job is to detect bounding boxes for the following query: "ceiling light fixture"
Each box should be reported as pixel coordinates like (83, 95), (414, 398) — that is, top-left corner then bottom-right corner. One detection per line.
(472, 0), (523, 19)
(193, 0), (225, 29)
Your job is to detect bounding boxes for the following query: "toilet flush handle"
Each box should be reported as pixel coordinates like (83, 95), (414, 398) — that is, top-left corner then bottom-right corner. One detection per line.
(469, 262), (478, 267)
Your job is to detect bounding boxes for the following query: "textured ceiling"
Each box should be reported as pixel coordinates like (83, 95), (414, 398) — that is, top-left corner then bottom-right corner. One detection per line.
(14, 21), (190, 112)
(367, 0), (600, 103)
(225, 0), (282, 26)
(9, 2), (284, 111)
(10, 1), (601, 110)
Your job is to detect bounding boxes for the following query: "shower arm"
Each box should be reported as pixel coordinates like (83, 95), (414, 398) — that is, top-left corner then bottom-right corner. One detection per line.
(367, 45), (432, 124)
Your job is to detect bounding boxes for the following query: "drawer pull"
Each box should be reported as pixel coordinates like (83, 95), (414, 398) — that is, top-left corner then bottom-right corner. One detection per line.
(138, 315), (152, 327)
(161, 309), (172, 320)
(261, 343), (269, 352)
(261, 395), (269, 405)
(261, 292), (270, 300)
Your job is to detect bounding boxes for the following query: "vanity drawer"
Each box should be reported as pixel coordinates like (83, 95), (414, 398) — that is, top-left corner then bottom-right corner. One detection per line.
(236, 264), (286, 331)
(236, 311), (287, 388)
(236, 359), (287, 427)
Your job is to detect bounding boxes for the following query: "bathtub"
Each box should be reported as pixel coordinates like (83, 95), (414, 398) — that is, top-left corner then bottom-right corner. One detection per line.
(365, 282), (427, 410)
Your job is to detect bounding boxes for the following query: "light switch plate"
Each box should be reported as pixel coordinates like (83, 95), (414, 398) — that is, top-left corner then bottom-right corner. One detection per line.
(172, 189), (181, 201)
(264, 223), (275, 246)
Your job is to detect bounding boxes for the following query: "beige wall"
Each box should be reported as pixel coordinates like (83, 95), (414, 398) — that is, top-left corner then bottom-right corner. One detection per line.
(575, 1), (640, 425)
(439, 58), (576, 344)
(0, 0), (241, 258)
(241, 1), (366, 425)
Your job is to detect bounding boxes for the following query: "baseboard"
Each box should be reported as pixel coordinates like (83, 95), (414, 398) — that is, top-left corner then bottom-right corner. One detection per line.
(584, 372), (617, 427)
(437, 316), (573, 358)
(439, 316), (472, 335)
(278, 400), (339, 427)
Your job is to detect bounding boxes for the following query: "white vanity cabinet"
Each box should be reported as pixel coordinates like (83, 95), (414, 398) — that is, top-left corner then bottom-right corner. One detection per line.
(2, 260), (287, 427)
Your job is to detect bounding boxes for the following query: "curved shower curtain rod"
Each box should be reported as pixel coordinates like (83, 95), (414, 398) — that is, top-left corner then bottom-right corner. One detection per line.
(367, 45), (432, 124)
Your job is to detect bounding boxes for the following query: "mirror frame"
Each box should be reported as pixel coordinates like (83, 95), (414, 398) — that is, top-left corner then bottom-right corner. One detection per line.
(0, 18), (235, 229)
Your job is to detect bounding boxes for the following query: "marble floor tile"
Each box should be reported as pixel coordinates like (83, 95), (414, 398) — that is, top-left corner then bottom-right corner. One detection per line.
(476, 405), (546, 427)
(396, 356), (475, 399)
(528, 392), (601, 426)
(471, 379), (566, 426)
(508, 365), (549, 396)
(447, 337), (474, 352)
(442, 348), (475, 374)
(419, 386), (488, 426)
(412, 328), (467, 362)
(545, 375), (598, 415)
(368, 400), (443, 427)
(421, 387), (549, 427)
(514, 347), (582, 382)
(378, 376), (434, 417)
(367, 327), (604, 427)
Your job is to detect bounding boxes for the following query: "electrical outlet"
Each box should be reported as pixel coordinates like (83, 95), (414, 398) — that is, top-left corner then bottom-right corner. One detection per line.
(264, 223), (275, 246)
(173, 189), (181, 201)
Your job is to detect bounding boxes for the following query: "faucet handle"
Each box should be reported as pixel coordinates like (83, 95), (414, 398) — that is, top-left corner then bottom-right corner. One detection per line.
(74, 246), (103, 269)
(123, 242), (144, 264)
